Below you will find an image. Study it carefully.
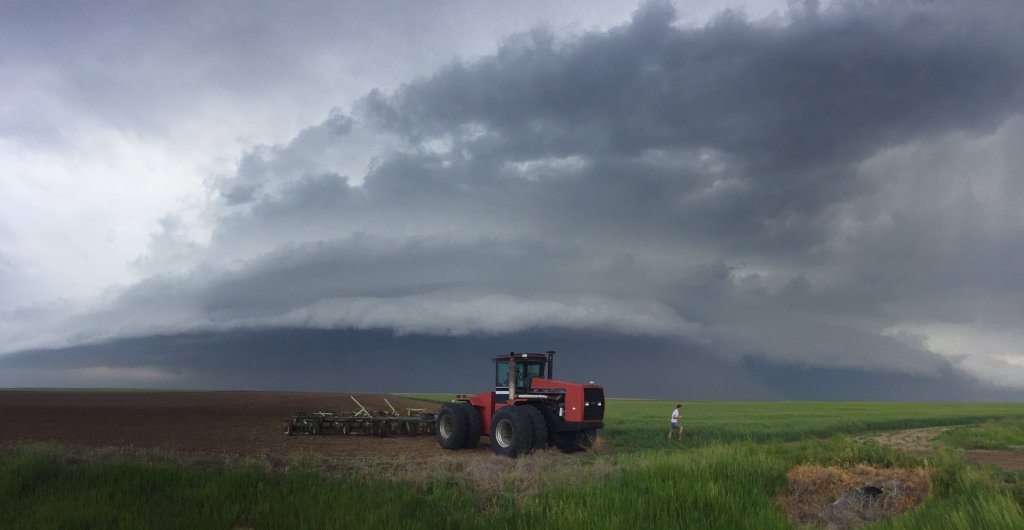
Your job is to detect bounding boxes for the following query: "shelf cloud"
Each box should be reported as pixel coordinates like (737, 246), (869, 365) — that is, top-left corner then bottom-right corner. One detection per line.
(3, 1), (1024, 397)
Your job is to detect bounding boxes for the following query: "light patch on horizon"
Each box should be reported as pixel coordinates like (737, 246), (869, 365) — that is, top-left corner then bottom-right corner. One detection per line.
(76, 365), (182, 383)
(887, 323), (1024, 388)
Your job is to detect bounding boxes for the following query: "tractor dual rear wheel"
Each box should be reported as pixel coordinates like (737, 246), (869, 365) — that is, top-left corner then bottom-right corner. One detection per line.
(457, 402), (482, 448)
(520, 405), (548, 451)
(489, 406), (535, 458)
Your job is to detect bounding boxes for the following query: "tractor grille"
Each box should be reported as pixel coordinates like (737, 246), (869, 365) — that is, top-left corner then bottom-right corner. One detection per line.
(583, 388), (604, 421)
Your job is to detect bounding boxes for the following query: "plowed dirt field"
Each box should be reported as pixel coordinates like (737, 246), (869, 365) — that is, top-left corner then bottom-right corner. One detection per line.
(0, 390), (463, 458)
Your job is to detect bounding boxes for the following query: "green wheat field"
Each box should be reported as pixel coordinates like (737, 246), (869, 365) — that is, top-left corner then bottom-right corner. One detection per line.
(3, 398), (1024, 529)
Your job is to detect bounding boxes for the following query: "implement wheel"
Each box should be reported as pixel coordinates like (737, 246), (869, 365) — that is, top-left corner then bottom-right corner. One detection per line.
(436, 403), (468, 450)
(489, 406), (534, 458)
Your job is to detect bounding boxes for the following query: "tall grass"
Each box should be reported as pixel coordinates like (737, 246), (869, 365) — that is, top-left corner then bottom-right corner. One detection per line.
(937, 419), (1024, 450)
(869, 453), (1024, 530)
(506, 442), (794, 530)
(5, 439), (1022, 530)
(0, 446), (482, 530)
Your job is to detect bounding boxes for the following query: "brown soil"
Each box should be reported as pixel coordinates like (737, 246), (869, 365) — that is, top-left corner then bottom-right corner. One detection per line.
(963, 450), (1024, 471)
(0, 389), (613, 502)
(0, 389), (454, 459)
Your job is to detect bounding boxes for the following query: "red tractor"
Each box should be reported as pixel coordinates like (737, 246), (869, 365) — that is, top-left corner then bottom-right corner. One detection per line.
(435, 351), (605, 457)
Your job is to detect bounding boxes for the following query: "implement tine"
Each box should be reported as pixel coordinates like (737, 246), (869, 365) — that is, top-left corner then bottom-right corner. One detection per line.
(351, 396), (371, 418)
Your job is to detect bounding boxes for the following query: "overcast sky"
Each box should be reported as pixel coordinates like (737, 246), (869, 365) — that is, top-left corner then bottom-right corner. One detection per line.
(2, 0), (1023, 399)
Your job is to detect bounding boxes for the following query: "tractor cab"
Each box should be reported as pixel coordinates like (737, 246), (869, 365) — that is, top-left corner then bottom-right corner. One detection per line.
(494, 351), (553, 403)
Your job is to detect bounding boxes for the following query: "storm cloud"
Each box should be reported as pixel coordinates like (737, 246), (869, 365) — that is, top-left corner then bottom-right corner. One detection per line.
(3, 1), (1024, 397)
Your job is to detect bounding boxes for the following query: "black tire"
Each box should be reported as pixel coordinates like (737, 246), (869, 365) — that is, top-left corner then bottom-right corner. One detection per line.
(553, 429), (598, 453)
(456, 402), (482, 449)
(489, 406), (534, 458)
(436, 403), (468, 450)
(520, 405), (548, 452)
(285, 422), (294, 435)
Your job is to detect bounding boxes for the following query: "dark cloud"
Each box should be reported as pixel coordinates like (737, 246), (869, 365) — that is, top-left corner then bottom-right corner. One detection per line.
(5, 1), (1024, 398)
(2, 328), (1019, 401)
(364, 1), (1023, 164)
(199, 0), (1024, 262)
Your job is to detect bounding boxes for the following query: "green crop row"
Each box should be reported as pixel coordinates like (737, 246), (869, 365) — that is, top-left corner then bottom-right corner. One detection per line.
(402, 396), (1024, 449)
(602, 399), (1024, 450)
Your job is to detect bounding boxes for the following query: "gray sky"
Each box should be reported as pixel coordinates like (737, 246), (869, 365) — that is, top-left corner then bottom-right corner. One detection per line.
(2, 0), (1024, 398)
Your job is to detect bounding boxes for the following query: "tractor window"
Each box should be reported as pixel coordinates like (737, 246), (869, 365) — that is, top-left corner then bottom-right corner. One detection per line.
(495, 360), (509, 387)
(516, 362), (545, 390)
(496, 359), (546, 390)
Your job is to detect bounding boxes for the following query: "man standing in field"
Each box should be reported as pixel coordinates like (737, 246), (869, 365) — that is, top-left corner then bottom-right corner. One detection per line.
(668, 404), (683, 440)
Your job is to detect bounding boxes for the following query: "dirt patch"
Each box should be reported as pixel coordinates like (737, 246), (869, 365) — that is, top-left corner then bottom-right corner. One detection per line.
(860, 426), (952, 455)
(860, 425), (1024, 472)
(0, 389), (445, 459)
(963, 450), (1024, 471)
(781, 465), (930, 530)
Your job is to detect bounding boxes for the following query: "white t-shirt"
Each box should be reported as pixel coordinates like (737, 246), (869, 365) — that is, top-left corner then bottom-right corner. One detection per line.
(671, 408), (680, 424)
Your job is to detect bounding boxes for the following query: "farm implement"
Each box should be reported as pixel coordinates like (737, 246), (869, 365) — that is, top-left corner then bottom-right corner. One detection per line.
(285, 396), (436, 436)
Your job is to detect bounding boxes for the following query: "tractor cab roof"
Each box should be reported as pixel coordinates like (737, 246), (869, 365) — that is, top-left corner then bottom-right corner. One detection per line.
(493, 352), (550, 362)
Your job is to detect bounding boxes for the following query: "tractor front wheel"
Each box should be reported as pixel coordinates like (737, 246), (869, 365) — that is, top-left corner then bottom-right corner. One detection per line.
(489, 406), (534, 458)
(436, 403), (468, 449)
